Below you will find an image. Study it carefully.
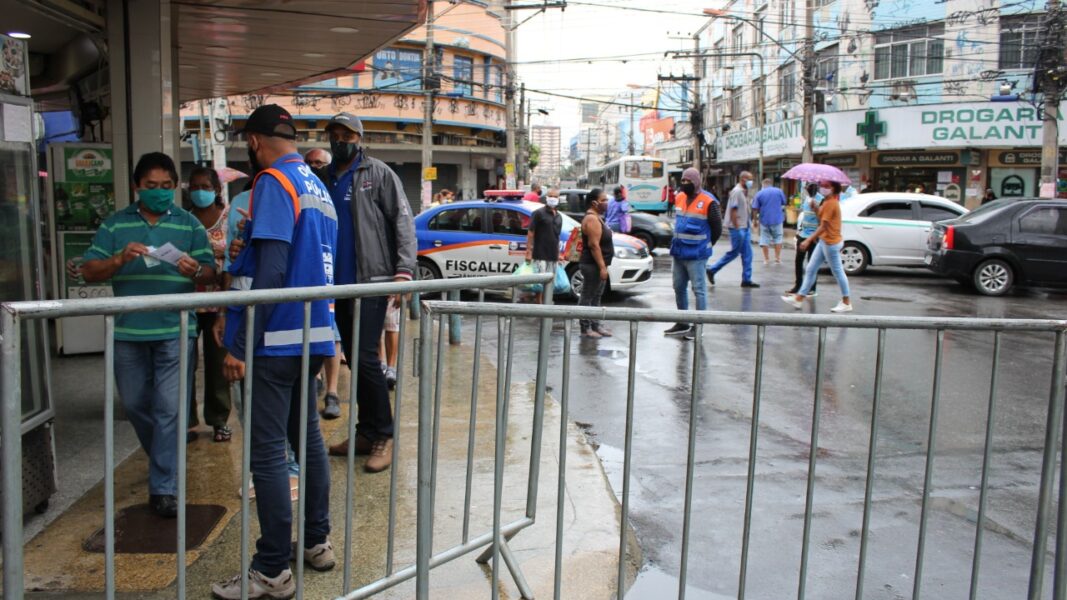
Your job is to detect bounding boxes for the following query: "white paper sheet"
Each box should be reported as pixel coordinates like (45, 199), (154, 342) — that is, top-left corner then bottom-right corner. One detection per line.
(148, 242), (185, 266)
(1, 103), (32, 143)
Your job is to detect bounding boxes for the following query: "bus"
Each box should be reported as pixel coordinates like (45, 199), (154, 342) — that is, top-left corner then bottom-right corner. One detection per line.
(587, 155), (669, 212)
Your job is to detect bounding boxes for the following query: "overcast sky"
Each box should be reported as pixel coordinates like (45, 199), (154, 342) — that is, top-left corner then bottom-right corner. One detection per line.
(514, 1), (712, 145)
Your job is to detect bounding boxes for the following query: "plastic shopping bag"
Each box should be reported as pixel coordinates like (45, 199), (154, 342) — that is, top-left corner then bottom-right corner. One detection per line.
(554, 264), (571, 295)
(515, 261), (543, 292)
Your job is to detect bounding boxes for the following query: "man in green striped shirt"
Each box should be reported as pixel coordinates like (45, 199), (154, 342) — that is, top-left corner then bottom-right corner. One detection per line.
(82, 152), (216, 518)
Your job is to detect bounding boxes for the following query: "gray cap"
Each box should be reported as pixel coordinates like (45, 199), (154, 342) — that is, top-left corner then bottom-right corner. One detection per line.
(326, 112), (364, 137)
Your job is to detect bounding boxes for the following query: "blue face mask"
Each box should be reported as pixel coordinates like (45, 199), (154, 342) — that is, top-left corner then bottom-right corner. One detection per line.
(138, 188), (175, 213)
(745, 180), (754, 189)
(190, 189), (216, 208)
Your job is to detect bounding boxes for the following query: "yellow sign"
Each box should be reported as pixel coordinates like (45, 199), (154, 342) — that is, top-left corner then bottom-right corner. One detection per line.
(423, 167), (437, 181)
(504, 163), (515, 175)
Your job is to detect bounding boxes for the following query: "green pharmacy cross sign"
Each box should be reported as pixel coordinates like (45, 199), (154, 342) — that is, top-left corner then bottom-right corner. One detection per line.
(857, 111), (887, 149)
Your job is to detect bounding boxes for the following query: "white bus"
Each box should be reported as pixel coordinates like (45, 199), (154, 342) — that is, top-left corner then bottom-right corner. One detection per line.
(587, 155), (669, 212)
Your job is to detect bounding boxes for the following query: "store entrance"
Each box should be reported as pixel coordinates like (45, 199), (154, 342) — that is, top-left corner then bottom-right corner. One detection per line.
(873, 167), (964, 195)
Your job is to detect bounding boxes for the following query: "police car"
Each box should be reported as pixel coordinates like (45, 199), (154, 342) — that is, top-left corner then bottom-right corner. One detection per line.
(414, 191), (654, 298)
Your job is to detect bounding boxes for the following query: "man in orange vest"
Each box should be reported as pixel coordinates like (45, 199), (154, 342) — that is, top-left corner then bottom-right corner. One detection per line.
(664, 168), (722, 340)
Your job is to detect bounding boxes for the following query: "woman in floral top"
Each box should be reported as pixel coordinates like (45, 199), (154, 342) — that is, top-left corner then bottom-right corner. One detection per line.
(188, 167), (232, 442)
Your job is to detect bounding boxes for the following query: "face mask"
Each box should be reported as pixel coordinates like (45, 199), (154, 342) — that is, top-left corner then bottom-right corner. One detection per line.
(330, 140), (359, 164)
(138, 188), (175, 214)
(545, 196), (559, 208)
(745, 180), (754, 189)
(680, 182), (696, 197)
(190, 189), (216, 208)
(818, 186), (832, 197)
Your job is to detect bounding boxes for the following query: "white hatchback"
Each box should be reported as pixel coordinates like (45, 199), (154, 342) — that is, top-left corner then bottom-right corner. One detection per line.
(838, 192), (967, 274)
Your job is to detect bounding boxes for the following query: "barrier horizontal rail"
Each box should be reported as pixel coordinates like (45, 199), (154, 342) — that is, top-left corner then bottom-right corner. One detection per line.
(0, 273), (552, 600)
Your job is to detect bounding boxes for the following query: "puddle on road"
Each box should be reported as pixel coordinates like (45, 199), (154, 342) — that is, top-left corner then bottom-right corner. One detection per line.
(627, 564), (732, 599)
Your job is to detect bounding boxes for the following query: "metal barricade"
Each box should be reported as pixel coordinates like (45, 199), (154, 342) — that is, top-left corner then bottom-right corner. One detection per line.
(0, 273), (553, 600)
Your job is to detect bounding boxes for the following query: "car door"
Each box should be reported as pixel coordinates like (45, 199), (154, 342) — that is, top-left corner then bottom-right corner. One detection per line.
(1012, 205), (1067, 284)
(422, 207), (489, 278)
(855, 200), (923, 264)
(486, 206), (532, 274)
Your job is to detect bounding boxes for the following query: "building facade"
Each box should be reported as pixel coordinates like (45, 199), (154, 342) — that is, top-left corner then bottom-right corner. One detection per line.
(529, 125), (562, 186)
(179, 2), (508, 211)
(703, 0), (1066, 205)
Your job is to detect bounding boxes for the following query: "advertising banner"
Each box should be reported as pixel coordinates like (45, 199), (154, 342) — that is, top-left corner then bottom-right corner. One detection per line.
(372, 47), (422, 91)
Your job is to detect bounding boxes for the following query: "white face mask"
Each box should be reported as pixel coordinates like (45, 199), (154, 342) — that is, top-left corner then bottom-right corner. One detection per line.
(818, 186), (832, 197)
(545, 196), (559, 208)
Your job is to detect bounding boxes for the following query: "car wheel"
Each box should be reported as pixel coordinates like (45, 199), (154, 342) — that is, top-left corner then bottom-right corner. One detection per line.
(417, 258), (442, 282)
(634, 231), (655, 251)
(567, 264), (583, 300)
(973, 259), (1014, 296)
(840, 242), (869, 275)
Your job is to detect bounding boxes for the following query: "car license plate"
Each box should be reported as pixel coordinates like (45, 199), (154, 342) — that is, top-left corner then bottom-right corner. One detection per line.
(924, 254), (933, 265)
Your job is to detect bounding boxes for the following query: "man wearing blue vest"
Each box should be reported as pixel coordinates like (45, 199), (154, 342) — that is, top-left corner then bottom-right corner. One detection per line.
(664, 167), (722, 340)
(213, 105), (339, 600)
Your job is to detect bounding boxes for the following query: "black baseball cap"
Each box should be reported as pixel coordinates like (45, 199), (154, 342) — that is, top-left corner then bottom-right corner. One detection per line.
(243, 104), (297, 139)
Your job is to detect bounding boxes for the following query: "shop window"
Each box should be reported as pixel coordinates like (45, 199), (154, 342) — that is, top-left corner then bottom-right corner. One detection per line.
(920, 202), (962, 222)
(1018, 207), (1067, 235)
(862, 201), (915, 220)
(999, 14), (1043, 70)
(874, 24), (944, 80)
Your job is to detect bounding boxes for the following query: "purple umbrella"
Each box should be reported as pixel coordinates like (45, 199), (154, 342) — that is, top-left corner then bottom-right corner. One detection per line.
(782, 163), (851, 185)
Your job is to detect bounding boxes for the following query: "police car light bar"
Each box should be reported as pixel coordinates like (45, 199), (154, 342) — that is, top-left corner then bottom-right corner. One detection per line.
(484, 190), (526, 202)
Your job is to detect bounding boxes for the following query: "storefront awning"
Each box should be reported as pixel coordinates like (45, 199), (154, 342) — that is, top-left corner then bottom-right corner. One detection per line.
(176, 0), (427, 102)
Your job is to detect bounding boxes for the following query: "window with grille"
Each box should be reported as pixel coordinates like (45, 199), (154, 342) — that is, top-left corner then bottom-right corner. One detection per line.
(779, 63), (796, 104)
(816, 44), (838, 89)
(999, 14), (1044, 70)
(873, 24), (944, 80)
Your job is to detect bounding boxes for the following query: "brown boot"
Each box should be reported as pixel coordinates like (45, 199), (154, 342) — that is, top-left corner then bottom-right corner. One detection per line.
(328, 434), (372, 457)
(364, 438), (394, 473)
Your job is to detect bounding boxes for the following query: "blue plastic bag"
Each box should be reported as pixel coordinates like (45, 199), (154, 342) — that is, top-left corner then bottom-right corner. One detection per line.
(515, 261), (543, 292)
(554, 264), (571, 294)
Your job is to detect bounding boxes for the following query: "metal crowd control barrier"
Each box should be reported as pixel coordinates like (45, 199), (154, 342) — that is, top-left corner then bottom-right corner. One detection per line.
(4, 279), (1067, 600)
(0, 273), (552, 600)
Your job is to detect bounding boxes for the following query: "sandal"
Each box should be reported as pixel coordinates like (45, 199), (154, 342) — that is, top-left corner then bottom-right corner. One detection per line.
(213, 426), (233, 443)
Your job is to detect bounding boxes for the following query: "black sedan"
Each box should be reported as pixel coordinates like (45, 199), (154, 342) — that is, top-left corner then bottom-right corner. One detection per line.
(926, 198), (1067, 296)
(558, 189), (674, 251)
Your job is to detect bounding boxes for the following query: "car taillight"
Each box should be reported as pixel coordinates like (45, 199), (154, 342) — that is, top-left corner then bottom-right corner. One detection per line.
(943, 225), (955, 250)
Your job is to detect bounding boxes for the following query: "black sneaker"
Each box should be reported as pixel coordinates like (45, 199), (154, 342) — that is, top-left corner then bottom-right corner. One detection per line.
(664, 323), (692, 337)
(741, 281), (761, 288)
(706, 271), (715, 286)
(149, 494), (178, 518)
(683, 328), (698, 341)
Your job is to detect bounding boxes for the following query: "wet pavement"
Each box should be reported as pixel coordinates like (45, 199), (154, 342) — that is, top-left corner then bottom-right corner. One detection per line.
(469, 243), (1067, 599)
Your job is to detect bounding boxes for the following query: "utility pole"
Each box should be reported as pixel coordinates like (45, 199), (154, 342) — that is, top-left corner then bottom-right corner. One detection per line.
(519, 82), (527, 184)
(1039, 0), (1066, 198)
(421, 1), (436, 211)
(628, 90), (637, 155)
(692, 33), (704, 171)
(801, 0), (815, 163)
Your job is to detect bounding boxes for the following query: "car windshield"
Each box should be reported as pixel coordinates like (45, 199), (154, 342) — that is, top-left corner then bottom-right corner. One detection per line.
(955, 199), (1019, 225)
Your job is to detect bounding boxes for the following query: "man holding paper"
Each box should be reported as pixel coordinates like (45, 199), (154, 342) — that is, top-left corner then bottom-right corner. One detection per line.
(82, 151), (216, 519)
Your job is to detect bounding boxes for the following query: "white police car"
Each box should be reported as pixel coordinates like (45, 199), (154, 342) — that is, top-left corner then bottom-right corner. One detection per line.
(414, 191), (654, 298)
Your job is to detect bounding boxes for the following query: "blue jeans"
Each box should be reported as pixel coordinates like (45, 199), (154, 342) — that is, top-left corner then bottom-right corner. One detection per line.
(114, 338), (194, 496)
(799, 240), (850, 298)
(250, 355), (330, 577)
(672, 258), (708, 311)
(708, 228), (754, 283)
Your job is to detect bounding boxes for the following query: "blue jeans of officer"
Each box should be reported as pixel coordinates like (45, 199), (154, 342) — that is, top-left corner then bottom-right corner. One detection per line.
(114, 338), (195, 496)
(249, 355), (330, 577)
(672, 258), (708, 311)
(707, 227), (754, 283)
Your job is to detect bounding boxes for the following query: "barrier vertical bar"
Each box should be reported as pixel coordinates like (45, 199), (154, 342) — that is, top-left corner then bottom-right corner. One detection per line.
(679, 323), (707, 600)
(492, 317), (508, 600)
(240, 306), (255, 600)
(448, 289), (461, 344)
(526, 265), (555, 520)
(462, 289), (485, 544)
(617, 321), (640, 598)
(415, 307), (434, 599)
(737, 325), (765, 600)
(386, 296), (409, 576)
(104, 316), (116, 600)
(969, 331), (1000, 600)
(430, 315), (446, 520)
(913, 329), (946, 600)
(1049, 331), (1067, 600)
(855, 328), (887, 600)
(295, 302), (312, 599)
(797, 327), (827, 600)
(1030, 332), (1066, 600)
(553, 318), (573, 600)
(1, 309), (23, 599)
(342, 298), (362, 595)
(177, 312), (189, 598)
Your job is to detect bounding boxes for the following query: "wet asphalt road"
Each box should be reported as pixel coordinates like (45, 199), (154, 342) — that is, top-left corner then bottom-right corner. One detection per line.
(463, 242), (1066, 600)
